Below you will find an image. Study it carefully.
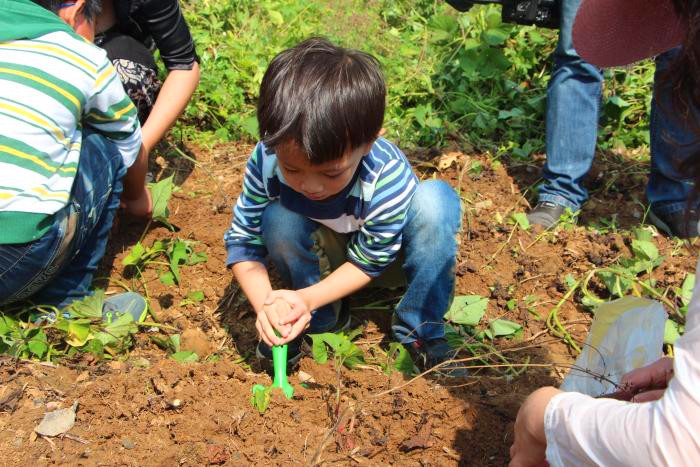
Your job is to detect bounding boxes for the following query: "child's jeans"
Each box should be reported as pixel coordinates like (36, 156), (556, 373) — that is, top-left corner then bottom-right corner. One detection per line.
(0, 131), (126, 309)
(261, 179), (461, 343)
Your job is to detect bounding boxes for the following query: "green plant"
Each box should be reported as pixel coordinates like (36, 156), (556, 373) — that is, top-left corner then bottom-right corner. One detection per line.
(310, 328), (365, 369)
(445, 294), (522, 341)
(122, 238), (207, 286)
(180, 0), (653, 154)
(0, 291), (149, 361)
(380, 342), (415, 375)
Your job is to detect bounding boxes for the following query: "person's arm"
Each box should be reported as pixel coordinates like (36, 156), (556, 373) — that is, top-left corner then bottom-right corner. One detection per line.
(140, 63), (199, 153)
(511, 275), (700, 467)
(134, 0), (200, 152)
(84, 56), (150, 216)
(268, 262), (372, 343)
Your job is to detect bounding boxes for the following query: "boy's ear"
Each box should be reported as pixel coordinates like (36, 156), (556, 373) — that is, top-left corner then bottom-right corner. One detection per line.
(377, 127), (386, 137)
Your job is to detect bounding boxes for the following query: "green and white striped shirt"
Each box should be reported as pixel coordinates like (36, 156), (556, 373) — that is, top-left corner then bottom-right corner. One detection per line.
(0, 26), (141, 243)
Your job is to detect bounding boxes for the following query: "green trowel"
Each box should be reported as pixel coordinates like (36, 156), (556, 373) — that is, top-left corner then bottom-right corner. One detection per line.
(252, 343), (295, 399)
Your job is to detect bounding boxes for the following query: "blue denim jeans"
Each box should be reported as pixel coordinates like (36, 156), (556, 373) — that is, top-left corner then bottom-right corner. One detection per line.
(0, 132), (126, 309)
(538, 0), (696, 213)
(261, 179), (461, 343)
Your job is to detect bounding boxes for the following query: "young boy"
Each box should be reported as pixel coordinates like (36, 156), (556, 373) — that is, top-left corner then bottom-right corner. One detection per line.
(224, 38), (464, 376)
(0, 0), (151, 318)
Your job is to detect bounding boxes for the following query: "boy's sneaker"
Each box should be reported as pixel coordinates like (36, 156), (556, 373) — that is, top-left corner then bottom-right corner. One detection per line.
(648, 208), (700, 239)
(406, 337), (469, 378)
(255, 299), (352, 366)
(526, 201), (571, 229)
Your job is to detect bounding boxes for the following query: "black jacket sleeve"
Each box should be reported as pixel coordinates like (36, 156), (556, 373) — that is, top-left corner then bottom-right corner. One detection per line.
(117, 0), (199, 70)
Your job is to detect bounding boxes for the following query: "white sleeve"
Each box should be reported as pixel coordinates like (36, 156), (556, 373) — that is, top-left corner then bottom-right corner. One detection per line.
(544, 264), (700, 466)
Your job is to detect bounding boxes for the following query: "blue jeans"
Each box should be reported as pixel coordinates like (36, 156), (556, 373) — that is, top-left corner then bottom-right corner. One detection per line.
(538, 0), (696, 212)
(261, 180), (461, 343)
(0, 132), (126, 309)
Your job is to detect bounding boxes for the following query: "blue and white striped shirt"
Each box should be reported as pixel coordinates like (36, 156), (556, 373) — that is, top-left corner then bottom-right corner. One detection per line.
(224, 137), (418, 277)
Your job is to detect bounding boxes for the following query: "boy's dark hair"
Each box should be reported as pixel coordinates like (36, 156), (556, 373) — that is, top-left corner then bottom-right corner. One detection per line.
(32, 0), (102, 20)
(258, 37), (386, 164)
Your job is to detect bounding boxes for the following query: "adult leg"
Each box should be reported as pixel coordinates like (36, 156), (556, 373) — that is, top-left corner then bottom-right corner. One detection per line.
(647, 49), (700, 237)
(31, 131), (127, 308)
(530, 0), (603, 224)
(392, 180), (461, 343)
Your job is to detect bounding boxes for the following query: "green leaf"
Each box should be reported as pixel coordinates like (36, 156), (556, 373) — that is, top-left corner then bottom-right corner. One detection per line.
(81, 338), (104, 358)
(444, 295), (488, 326)
(631, 239), (659, 262)
(27, 330), (48, 358)
(0, 315), (19, 335)
(65, 321), (92, 347)
(664, 319), (683, 345)
(511, 212), (530, 230)
(482, 28), (509, 46)
(187, 291), (205, 303)
(148, 175), (176, 229)
(310, 334), (329, 364)
(187, 251), (208, 265)
(170, 334), (181, 352)
(159, 270), (176, 286)
(103, 313), (137, 339)
(167, 241), (189, 284)
(388, 343), (414, 375)
(679, 273), (695, 308)
(122, 242), (146, 267)
(564, 274), (578, 290)
(66, 291), (105, 320)
(488, 319), (522, 338)
(250, 385), (271, 414)
(171, 350), (199, 363)
(444, 325), (465, 349)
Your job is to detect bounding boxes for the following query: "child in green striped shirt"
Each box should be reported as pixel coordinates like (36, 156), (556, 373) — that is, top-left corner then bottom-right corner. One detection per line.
(0, 0), (151, 319)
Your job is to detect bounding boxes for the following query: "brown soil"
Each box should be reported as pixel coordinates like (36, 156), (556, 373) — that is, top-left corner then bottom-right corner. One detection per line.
(0, 142), (695, 466)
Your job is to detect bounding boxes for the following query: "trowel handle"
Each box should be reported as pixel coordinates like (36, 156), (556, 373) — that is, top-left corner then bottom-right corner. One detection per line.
(271, 344), (288, 387)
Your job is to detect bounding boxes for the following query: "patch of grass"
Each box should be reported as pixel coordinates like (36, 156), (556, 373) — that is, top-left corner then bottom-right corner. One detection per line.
(181, 0), (653, 153)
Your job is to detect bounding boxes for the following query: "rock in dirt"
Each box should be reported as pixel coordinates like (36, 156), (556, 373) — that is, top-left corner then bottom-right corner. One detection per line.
(122, 438), (135, 449)
(180, 328), (212, 357)
(35, 400), (78, 437)
(399, 420), (433, 452)
(205, 444), (229, 465)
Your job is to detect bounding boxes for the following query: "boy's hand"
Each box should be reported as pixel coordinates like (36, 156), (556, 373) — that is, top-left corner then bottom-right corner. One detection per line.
(264, 290), (312, 344)
(120, 186), (153, 218)
(256, 297), (293, 347)
(619, 357), (673, 402)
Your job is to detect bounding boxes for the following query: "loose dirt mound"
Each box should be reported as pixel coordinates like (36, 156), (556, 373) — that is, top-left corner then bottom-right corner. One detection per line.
(0, 143), (694, 465)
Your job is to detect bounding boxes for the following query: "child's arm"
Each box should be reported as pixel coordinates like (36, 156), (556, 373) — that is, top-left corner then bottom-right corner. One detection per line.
(231, 260), (291, 347)
(84, 58), (150, 216)
(268, 261), (371, 343)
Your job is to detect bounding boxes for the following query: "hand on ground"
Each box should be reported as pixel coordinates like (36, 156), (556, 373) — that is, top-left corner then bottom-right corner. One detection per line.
(264, 290), (312, 344)
(120, 186), (153, 218)
(509, 386), (561, 467)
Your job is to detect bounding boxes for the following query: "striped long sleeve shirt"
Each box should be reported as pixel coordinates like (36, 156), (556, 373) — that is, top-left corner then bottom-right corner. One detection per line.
(0, 4), (141, 244)
(224, 138), (418, 277)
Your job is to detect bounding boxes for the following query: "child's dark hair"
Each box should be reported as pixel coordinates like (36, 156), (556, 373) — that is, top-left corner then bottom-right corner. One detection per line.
(257, 37), (386, 164)
(32, 0), (102, 20)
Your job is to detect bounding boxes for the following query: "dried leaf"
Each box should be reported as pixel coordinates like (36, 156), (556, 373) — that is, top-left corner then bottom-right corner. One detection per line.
(35, 400), (78, 437)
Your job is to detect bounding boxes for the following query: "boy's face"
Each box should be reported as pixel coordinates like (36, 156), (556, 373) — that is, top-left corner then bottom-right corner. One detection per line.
(276, 140), (373, 201)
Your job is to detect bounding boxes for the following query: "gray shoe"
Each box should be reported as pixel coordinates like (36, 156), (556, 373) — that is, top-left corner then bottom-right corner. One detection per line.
(648, 208), (700, 239)
(102, 292), (148, 322)
(526, 201), (571, 229)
